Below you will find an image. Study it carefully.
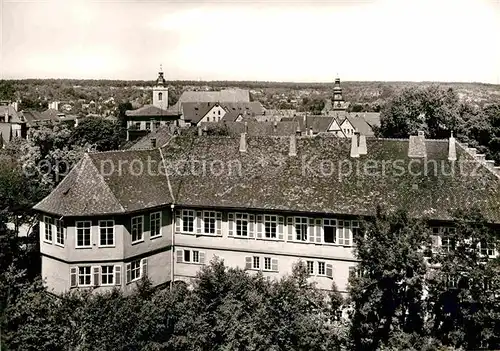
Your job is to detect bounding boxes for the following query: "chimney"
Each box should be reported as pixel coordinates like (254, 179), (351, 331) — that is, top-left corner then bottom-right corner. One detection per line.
(408, 131), (427, 158)
(151, 138), (157, 148)
(448, 131), (456, 161)
(358, 134), (367, 155)
(4, 110), (8, 122)
(309, 127), (313, 136)
(244, 121), (248, 134)
(274, 121), (278, 133)
(239, 133), (247, 153)
(203, 125), (208, 135)
(289, 134), (297, 156)
(350, 134), (359, 158)
(198, 125), (203, 136)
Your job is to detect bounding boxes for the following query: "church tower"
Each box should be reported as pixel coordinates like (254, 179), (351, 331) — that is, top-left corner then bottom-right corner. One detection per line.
(152, 65), (169, 110)
(332, 76), (347, 111)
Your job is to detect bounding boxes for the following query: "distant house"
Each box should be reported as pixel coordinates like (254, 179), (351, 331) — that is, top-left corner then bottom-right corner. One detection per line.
(180, 101), (265, 126)
(176, 88), (250, 104)
(124, 69), (182, 141)
(0, 102), (27, 144)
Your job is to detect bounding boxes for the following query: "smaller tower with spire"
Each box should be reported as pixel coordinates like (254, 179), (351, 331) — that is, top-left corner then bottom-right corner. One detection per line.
(332, 75), (347, 111)
(152, 65), (169, 110)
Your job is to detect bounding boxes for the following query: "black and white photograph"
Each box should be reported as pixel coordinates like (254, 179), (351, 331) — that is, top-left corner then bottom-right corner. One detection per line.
(1, 0), (500, 349)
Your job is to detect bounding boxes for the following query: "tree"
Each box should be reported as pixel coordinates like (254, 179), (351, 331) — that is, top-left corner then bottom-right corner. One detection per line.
(426, 209), (500, 349)
(348, 208), (430, 351)
(0, 80), (15, 101)
(378, 86), (462, 139)
(68, 117), (125, 151)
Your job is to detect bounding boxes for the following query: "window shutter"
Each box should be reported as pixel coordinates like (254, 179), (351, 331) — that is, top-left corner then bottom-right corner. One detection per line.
(278, 216), (284, 240)
(40, 220), (45, 241)
(271, 258), (279, 272)
(326, 264), (333, 279)
(70, 267), (77, 288)
(176, 250), (183, 263)
(245, 256), (252, 270)
(114, 265), (122, 286)
(256, 215), (263, 239)
(308, 218), (315, 243)
(315, 219), (322, 243)
(200, 251), (206, 265)
(175, 210), (181, 233)
(216, 212), (222, 236)
(287, 217), (293, 241)
(93, 266), (100, 287)
(196, 211), (203, 234)
(228, 213), (234, 236)
(126, 263), (131, 284)
(141, 258), (148, 278)
(248, 214), (255, 238)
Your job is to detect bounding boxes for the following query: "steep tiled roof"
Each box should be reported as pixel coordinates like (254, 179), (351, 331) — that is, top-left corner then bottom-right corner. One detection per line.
(125, 105), (181, 117)
(345, 115), (375, 136)
(0, 106), (23, 124)
(282, 116), (339, 134)
(181, 102), (218, 123)
(177, 89), (250, 104)
(129, 125), (175, 150)
(361, 112), (381, 128)
(34, 134), (500, 223)
(200, 121), (299, 137)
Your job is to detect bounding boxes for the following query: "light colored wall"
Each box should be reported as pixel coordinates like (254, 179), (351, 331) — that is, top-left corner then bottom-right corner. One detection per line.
(42, 256), (70, 294)
(174, 247), (354, 292)
(152, 87), (169, 110)
(198, 105), (226, 123)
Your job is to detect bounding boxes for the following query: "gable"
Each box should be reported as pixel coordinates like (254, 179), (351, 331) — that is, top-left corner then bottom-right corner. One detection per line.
(328, 118), (341, 131)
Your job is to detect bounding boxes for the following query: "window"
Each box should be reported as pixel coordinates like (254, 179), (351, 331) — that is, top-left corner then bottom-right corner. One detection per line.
(76, 221), (91, 248)
(265, 215), (277, 239)
(78, 266), (91, 286)
(324, 219), (336, 243)
(182, 210), (195, 233)
(295, 217), (308, 241)
(150, 212), (162, 238)
(101, 266), (114, 285)
(145, 122), (151, 130)
(135, 122), (140, 129)
(131, 216), (143, 243)
(203, 211), (216, 234)
(184, 250), (191, 262)
(154, 121), (161, 129)
(236, 213), (249, 237)
(130, 260), (141, 282)
(264, 257), (271, 271)
(318, 262), (326, 276)
(253, 256), (260, 269)
(99, 220), (114, 246)
(337, 220), (351, 246)
(307, 261), (314, 275)
(44, 216), (53, 242)
(55, 218), (64, 246)
(192, 250), (200, 263)
(218, 110), (221, 115)
(158, 92), (163, 101)
(480, 240), (495, 257)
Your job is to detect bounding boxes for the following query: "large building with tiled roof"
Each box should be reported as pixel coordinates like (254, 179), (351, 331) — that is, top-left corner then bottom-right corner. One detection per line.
(34, 130), (500, 295)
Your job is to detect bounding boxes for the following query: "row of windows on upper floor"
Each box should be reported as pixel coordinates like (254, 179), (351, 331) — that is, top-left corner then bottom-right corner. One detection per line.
(43, 211), (498, 255)
(175, 210), (360, 246)
(42, 212), (162, 248)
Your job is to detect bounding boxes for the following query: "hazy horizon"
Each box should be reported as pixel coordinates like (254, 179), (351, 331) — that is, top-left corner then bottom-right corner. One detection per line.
(2, 0), (500, 84)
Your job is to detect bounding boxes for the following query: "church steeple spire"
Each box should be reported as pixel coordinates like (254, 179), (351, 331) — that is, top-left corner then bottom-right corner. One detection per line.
(153, 65), (169, 110)
(156, 64), (166, 87)
(332, 75), (347, 111)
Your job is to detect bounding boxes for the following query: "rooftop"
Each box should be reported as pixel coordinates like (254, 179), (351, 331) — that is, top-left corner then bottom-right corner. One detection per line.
(34, 134), (500, 223)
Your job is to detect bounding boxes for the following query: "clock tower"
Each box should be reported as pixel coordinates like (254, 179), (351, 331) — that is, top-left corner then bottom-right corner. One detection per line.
(332, 76), (347, 111)
(152, 65), (169, 110)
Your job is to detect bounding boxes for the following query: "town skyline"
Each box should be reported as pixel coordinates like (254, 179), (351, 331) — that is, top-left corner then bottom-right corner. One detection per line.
(1, 0), (500, 84)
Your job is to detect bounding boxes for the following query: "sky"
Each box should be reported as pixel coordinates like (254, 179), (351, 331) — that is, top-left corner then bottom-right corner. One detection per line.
(1, 0), (500, 83)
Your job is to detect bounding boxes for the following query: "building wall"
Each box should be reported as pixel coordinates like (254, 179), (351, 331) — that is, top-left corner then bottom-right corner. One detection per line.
(198, 105), (227, 124)
(152, 86), (169, 110)
(42, 255), (70, 294)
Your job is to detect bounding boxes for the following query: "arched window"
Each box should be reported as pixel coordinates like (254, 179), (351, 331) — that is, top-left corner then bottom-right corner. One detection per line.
(158, 92), (163, 101)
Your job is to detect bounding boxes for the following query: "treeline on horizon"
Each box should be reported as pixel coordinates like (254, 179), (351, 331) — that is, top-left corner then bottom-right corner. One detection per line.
(3, 78), (498, 89)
